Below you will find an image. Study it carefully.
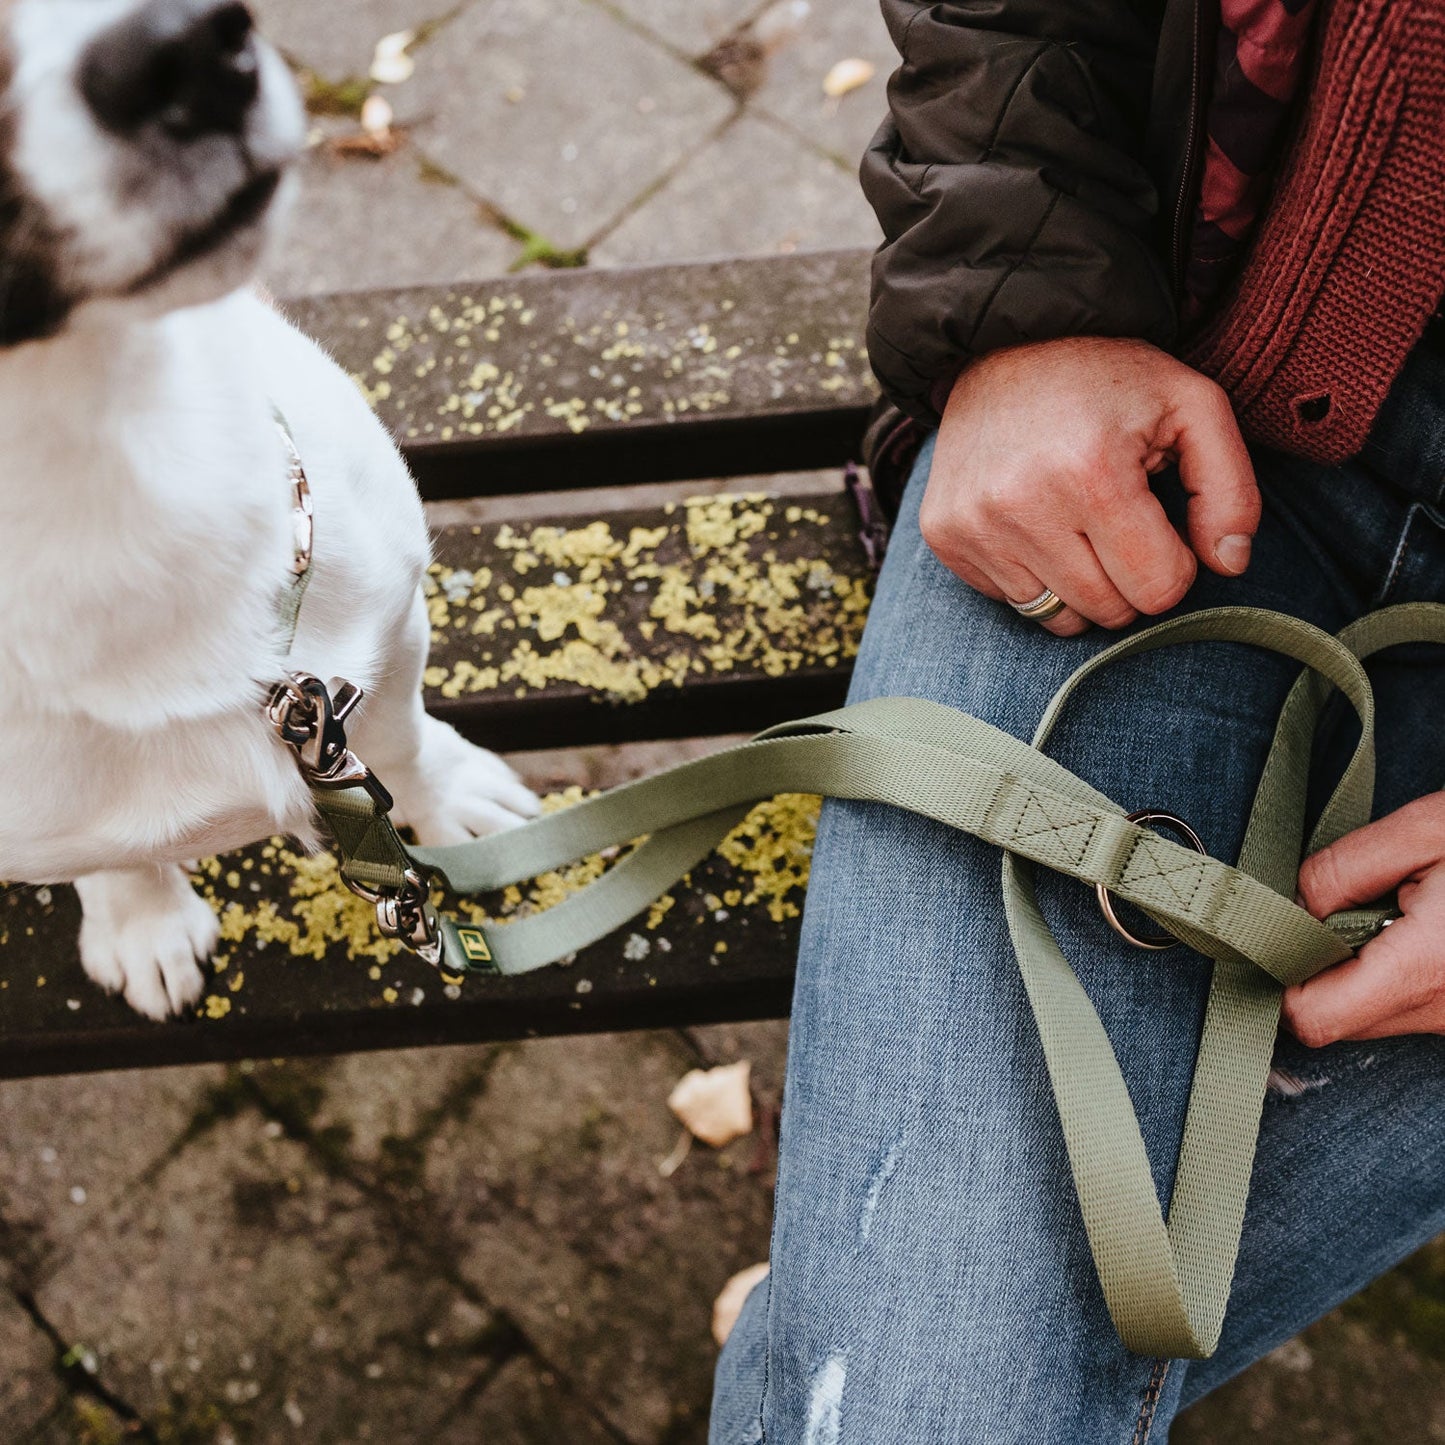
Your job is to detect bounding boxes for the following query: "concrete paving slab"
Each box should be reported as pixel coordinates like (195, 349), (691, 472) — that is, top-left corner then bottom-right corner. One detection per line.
(0, 1290), (62, 1439)
(425, 1031), (776, 1444)
(608, 0), (760, 59)
(1176, 1312), (1445, 1444)
(32, 1109), (501, 1442)
(591, 113), (880, 265)
(283, 1044), (503, 1173)
(0, 1065), (227, 1290)
(387, 0), (735, 252)
(265, 136), (519, 299)
(750, 0), (894, 167)
(433, 1354), (619, 1445)
(250, 0), (461, 83)
(18, 1399), (133, 1445)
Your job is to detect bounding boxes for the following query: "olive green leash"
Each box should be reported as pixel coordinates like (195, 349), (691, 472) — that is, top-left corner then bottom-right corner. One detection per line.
(266, 590), (1445, 1358)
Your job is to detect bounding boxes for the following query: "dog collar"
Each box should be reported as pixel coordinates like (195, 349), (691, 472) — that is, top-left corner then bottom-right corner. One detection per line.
(271, 406), (314, 653)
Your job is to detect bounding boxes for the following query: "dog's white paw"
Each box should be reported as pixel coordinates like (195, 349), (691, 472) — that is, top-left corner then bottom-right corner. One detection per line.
(391, 717), (541, 846)
(74, 866), (219, 1020)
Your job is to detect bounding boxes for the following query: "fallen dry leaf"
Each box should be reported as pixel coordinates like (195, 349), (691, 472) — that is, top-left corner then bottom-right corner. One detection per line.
(369, 28), (417, 85)
(698, 35), (766, 98)
(360, 94), (394, 136)
(327, 93), (402, 158)
(823, 57), (875, 98)
(668, 1060), (753, 1147)
(328, 133), (403, 158)
(701, 0), (810, 98)
(712, 1262), (770, 1347)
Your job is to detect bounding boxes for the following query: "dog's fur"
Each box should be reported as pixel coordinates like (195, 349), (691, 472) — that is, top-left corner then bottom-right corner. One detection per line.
(0, 0), (539, 1019)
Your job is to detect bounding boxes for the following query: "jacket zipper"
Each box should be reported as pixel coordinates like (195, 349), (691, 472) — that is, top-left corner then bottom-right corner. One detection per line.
(1170, 0), (1208, 299)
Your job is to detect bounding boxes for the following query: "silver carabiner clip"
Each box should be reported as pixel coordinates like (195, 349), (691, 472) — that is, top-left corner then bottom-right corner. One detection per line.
(351, 867), (444, 968)
(267, 673), (393, 811)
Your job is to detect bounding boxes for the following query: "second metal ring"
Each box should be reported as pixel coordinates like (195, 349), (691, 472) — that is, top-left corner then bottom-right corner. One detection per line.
(1096, 810), (1207, 951)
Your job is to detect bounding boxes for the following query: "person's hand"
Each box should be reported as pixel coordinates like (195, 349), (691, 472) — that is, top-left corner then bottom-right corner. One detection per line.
(920, 337), (1261, 636)
(1284, 793), (1445, 1045)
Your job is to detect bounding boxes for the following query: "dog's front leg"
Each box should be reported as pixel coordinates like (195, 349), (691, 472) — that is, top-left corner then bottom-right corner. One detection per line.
(73, 864), (217, 1019)
(349, 592), (540, 846)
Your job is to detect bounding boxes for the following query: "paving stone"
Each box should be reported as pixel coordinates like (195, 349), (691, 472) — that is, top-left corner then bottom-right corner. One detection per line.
(387, 0), (735, 252)
(424, 1031), (776, 1444)
(250, 0), (462, 83)
(276, 1044), (503, 1173)
(592, 113), (880, 266)
(1176, 1310), (1445, 1444)
(608, 0), (760, 59)
(31, 1110), (504, 1442)
(264, 135), (518, 299)
(0, 1290), (62, 1438)
(19, 1398), (133, 1445)
(0, 1065), (227, 1291)
(433, 1355), (617, 1445)
(750, 0), (894, 167)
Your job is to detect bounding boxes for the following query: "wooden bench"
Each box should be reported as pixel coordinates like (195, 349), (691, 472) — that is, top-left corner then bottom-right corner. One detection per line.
(0, 250), (879, 1079)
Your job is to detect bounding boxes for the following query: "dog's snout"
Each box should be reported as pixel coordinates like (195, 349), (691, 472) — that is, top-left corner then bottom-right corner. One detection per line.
(80, 0), (260, 140)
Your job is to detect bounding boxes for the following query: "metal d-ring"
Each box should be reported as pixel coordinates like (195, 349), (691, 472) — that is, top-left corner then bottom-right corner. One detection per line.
(1096, 810), (1207, 951)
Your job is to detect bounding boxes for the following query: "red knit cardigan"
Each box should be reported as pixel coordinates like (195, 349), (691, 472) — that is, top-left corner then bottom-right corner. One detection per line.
(1186, 0), (1445, 464)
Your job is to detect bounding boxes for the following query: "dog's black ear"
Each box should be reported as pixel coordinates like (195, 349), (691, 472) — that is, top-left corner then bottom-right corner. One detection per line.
(0, 240), (72, 347)
(0, 57), (73, 346)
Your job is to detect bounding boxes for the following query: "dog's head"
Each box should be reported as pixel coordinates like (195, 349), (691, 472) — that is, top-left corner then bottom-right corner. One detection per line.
(0, 0), (303, 346)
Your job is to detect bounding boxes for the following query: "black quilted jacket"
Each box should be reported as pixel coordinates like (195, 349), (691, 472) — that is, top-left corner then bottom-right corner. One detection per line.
(860, 0), (1206, 423)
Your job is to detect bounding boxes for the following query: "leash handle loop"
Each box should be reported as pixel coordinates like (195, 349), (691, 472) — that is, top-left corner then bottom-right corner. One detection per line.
(293, 602), (1445, 1358)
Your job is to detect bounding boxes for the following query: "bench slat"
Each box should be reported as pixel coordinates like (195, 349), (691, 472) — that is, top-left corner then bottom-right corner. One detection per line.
(0, 477), (867, 1081)
(0, 795), (818, 1078)
(283, 250), (876, 498)
(425, 490), (871, 751)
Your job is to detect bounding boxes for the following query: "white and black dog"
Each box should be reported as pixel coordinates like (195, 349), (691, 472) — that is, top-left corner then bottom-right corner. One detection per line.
(0, 0), (540, 1019)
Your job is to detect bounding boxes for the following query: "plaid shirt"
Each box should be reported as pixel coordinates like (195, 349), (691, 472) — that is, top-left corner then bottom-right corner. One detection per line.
(1184, 0), (1322, 324)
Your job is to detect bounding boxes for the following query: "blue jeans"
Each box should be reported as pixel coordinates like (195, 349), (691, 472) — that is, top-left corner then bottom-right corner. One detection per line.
(710, 343), (1445, 1444)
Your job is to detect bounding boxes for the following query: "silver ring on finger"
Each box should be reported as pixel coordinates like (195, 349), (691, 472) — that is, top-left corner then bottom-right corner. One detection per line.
(1008, 587), (1067, 623)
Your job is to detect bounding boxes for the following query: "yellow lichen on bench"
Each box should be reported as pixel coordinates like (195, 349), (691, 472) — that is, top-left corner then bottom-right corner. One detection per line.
(422, 494), (871, 707)
(187, 791), (822, 1021)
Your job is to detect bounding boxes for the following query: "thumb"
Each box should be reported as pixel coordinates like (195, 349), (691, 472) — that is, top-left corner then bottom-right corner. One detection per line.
(1166, 373), (1261, 576)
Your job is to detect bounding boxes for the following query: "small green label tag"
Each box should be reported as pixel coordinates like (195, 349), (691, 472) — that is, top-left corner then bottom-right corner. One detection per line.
(455, 926), (493, 965)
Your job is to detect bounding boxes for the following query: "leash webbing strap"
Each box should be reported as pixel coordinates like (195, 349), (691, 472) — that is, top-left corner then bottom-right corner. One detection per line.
(305, 602), (1445, 1357)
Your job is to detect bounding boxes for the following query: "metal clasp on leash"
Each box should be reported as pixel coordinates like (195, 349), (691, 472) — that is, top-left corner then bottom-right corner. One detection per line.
(266, 673), (392, 811)
(274, 414), (314, 577)
(1096, 810), (1206, 951)
(346, 866), (446, 968)
(267, 672), (446, 966)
